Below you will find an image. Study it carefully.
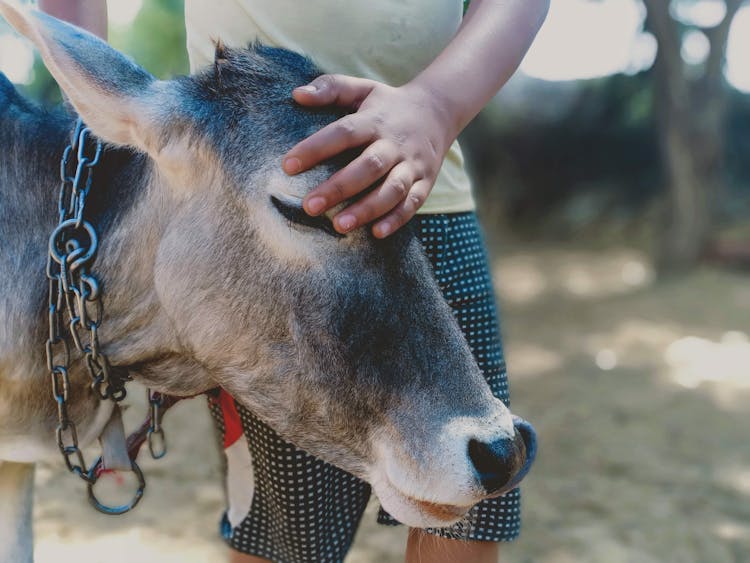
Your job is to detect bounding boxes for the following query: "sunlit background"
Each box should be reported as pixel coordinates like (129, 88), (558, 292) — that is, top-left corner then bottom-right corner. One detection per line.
(1, 1), (749, 562)
(2, 0), (750, 89)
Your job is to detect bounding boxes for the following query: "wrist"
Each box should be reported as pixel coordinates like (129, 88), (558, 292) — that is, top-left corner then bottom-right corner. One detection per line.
(400, 80), (460, 157)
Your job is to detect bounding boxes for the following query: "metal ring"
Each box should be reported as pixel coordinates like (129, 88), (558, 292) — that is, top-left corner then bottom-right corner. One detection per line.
(48, 219), (98, 268)
(64, 245), (87, 269)
(87, 459), (146, 516)
(109, 386), (127, 402)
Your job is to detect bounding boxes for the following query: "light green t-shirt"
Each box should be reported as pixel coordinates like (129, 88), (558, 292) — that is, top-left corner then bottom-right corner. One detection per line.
(184, 0), (476, 214)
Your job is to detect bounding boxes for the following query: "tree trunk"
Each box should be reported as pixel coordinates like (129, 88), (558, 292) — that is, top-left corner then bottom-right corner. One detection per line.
(644, 0), (742, 272)
(657, 92), (725, 270)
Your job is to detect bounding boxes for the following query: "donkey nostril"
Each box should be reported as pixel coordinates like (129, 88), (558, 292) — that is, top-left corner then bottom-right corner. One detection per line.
(468, 436), (523, 495)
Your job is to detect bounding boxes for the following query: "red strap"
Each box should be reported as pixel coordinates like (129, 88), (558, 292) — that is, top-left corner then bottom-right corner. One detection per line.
(215, 389), (243, 449)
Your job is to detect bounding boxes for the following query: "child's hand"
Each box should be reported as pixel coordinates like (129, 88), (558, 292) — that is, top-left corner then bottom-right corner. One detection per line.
(282, 75), (455, 238)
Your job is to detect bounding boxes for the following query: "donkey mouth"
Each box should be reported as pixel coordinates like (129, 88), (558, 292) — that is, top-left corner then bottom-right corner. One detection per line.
(374, 477), (474, 527)
(411, 499), (472, 522)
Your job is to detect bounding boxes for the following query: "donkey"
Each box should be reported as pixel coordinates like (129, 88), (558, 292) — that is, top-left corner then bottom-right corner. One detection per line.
(0, 3), (537, 561)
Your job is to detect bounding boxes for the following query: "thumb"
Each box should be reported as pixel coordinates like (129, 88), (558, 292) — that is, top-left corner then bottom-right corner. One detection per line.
(292, 74), (376, 109)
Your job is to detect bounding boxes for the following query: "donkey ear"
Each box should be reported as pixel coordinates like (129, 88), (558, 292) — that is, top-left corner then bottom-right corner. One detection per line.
(0, 1), (167, 150)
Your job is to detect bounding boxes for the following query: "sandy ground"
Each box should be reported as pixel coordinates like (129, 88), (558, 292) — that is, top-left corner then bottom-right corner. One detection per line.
(32, 244), (750, 562)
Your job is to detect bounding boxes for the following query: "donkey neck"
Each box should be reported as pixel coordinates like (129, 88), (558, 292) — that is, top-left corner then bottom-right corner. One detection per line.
(0, 88), (174, 459)
(0, 87), (156, 380)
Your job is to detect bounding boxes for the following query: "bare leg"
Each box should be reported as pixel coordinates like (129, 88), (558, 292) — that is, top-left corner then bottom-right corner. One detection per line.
(0, 462), (35, 563)
(229, 549), (272, 563)
(405, 528), (499, 563)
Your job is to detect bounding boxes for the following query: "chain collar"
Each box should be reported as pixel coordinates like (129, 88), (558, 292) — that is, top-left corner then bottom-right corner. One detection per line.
(44, 118), (144, 514)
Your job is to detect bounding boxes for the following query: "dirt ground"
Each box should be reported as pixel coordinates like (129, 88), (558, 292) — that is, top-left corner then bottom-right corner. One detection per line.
(32, 243), (750, 563)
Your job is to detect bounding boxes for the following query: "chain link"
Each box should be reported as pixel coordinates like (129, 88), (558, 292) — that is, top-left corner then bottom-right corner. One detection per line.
(147, 391), (167, 460)
(43, 119), (139, 503)
(44, 119), (173, 515)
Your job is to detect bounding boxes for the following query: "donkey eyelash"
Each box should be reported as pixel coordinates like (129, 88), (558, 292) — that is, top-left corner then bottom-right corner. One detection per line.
(270, 196), (345, 239)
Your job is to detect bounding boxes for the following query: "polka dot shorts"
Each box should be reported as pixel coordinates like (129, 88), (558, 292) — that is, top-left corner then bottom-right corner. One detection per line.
(208, 212), (521, 562)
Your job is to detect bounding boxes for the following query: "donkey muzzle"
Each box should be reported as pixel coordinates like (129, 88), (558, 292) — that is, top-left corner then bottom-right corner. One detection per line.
(469, 415), (538, 497)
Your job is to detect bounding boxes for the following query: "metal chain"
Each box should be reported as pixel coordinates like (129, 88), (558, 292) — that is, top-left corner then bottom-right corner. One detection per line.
(44, 119), (151, 513)
(147, 390), (168, 460)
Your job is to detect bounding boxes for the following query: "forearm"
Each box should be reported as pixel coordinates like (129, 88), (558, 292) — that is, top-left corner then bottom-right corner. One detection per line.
(410, 0), (549, 140)
(38, 0), (108, 39)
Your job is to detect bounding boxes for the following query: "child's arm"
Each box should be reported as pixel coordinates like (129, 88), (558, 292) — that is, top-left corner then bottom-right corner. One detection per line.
(283, 0), (550, 238)
(38, 0), (108, 39)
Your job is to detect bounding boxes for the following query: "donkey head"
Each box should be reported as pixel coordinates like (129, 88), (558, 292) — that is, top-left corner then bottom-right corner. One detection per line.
(0, 1), (536, 527)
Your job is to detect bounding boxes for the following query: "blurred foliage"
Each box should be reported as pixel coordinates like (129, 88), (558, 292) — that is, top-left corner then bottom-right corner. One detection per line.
(109, 0), (187, 79)
(462, 72), (661, 237)
(17, 0), (187, 105)
(20, 57), (59, 106)
(463, 68), (750, 239)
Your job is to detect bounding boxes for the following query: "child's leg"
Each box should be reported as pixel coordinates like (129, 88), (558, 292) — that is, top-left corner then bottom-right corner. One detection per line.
(406, 528), (499, 563)
(208, 392), (372, 563)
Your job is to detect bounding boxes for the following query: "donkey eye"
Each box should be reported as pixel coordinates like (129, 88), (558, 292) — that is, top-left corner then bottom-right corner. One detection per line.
(270, 195), (344, 239)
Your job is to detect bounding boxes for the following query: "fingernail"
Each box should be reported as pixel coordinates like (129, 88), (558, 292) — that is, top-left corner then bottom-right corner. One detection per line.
(375, 222), (392, 237)
(306, 196), (326, 215)
(336, 214), (357, 232)
(283, 157), (302, 174)
(296, 84), (318, 93)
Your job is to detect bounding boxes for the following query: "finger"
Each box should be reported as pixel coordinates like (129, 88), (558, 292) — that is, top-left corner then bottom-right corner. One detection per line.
(283, 113), (375, 175)
(292, 74), (377, 108)
(305, 141), (401, 221)
(372, 179), (433, 238)
(331, 162), (414, 232)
